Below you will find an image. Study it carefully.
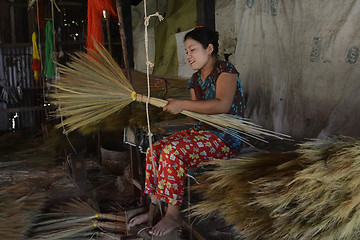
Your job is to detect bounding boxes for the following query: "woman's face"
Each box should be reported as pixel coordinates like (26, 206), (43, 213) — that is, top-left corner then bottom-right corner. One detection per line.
(185, 38), (213, 70)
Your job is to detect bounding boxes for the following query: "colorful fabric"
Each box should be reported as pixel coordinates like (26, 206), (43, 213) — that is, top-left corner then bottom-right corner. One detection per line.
(32, 32), (41, 84)
(188, 60), (245, 153)
(44, 20), (55, 79)
(144, 128), (235, 206)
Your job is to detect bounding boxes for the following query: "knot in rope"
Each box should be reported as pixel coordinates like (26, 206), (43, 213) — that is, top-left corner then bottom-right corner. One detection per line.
(146, 60), (154, 68)
(155, 12), (164, 21)
(144, 12), (164, 27)
(62, 128), (68, 136)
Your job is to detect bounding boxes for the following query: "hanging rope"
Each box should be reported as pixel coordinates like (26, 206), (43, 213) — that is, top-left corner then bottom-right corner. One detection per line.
(143, 1), (164, 179)
(50, 0), (60, 12)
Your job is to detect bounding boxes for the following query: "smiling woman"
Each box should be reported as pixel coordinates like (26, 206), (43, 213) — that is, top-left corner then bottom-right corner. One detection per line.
(129, 26), (246, 236)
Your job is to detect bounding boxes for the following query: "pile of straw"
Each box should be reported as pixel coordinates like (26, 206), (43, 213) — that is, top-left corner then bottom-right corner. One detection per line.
(0, 181), (48, 239)
(49, 42), (290, 145)
(190, 137), (360, 239)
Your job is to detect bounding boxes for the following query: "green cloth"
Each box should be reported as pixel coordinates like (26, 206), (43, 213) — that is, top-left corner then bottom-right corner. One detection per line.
(44, 20), (55, 79)
(153, 0), (197, 76)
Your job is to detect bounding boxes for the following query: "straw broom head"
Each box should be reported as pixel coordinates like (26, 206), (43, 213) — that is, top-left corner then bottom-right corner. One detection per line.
(49, 42), (135, 133)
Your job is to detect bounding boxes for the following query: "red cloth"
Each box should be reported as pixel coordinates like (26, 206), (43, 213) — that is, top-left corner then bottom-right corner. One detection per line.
(86, 0), (116, 54)
(144, 128), (235, 206)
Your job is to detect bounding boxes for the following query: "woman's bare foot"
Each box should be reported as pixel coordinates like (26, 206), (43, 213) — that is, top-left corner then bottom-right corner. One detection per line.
(149, 205), (182, 236)
(128, 212), (149, 227)
(129, 195), (160, 228)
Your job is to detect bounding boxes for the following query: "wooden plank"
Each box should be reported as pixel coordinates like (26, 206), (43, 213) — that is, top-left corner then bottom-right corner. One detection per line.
(0, 106), (49, 113)
(0, 43), (31, 48)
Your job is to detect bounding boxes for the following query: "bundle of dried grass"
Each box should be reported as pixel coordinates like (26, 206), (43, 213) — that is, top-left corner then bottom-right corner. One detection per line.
(29, 198), (126, 239)
(190, 137), (360, 240)
(49, 42), (290, 145)
(130, 69), (190, 100)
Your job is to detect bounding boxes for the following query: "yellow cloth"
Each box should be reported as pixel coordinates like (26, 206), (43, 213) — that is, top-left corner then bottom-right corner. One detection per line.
(32, 32), (41, 82)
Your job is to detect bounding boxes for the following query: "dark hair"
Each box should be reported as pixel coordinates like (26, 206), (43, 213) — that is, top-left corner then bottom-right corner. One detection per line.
(184, 26), (219, 57)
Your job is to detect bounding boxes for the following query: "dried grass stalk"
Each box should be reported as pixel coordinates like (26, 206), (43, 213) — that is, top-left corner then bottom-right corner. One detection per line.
(189, 137), (360, 240)
(49, 42), (290, 145)
(0, 182), (47, 239)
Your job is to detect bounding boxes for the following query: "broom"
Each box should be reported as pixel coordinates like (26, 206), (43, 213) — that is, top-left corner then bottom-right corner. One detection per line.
(49, 42), (290, 145)
(30, 198), (126, 239)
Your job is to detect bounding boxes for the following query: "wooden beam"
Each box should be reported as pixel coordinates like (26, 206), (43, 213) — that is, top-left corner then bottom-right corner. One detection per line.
(55, 1), (84, 7)
(0, 106), (49, 113)
(0, 2), (27, 7)
(196, 0), (215, 30)
(0, 43), (31, 48)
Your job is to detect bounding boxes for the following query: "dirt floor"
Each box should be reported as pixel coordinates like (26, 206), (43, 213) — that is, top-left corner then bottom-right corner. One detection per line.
(0, 130), (247, 240)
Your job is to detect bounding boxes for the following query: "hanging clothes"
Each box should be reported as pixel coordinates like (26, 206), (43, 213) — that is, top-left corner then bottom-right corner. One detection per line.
(44, 20), (55, 80)
(31, 32), (41, 84)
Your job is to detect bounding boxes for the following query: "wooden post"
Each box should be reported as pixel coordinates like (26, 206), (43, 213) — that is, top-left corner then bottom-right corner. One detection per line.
(196, 0), (215, 30)
(9, 0), (16, 43)
(105, 10), (113, 54)
(115, 0), (143, 195)
(115, 0), (131, 79)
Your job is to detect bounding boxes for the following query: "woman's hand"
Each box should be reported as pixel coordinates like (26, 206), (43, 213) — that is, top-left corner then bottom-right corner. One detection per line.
(163, 98), (184, 114)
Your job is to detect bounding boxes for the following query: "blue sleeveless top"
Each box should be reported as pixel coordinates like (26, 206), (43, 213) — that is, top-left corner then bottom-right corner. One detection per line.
(188, 60), (245, 153)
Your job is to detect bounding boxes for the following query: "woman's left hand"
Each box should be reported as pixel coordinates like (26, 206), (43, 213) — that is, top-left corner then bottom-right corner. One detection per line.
(163, 98), (184, 114)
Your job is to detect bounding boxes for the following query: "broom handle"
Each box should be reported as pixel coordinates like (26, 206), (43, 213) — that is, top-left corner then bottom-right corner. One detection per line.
(136, 94), (167, 108)
(94, 220), (126, 231)
(136, 94), (218, 121)
(97, 213), (126, 222)
(136, 94), (214, 119)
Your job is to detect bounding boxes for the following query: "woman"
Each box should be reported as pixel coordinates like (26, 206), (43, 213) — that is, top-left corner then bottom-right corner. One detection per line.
(129, 26), (245, 236)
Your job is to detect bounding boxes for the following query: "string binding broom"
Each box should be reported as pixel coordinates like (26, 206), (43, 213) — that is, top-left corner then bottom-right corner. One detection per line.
(49, 41), (291, 146)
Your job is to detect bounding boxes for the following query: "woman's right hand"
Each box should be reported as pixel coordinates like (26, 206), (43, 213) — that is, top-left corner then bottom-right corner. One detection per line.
(163, 98), (184, 114)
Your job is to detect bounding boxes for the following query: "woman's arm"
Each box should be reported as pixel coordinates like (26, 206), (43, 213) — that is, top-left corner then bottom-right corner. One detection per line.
(163, 72), (238, 114)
